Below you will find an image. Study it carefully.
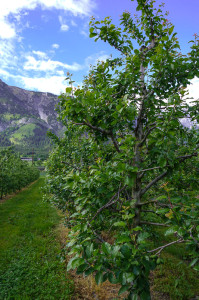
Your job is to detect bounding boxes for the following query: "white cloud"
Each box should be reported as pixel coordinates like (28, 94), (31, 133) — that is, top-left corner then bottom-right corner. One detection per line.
(52, 43), (59, 49)
(24, 55), (83, 72)
(80, 21), (89, 37)
(85, 51), (110, 68)
(187, 77), (199, 101)
(80, 29), (88, 37)
(0, 68), (10, 79)
(71, 20), (77, 26)
(0, 40), (17, 69)
(32, 50), (47, 59)
(56, 70), (64, 75)
(0, 0), (96, 39)
(0, 19), (15, 39)
(60, 24), (69, 31)
(58, 15), (69, 32)
(20, 75), (67, 95)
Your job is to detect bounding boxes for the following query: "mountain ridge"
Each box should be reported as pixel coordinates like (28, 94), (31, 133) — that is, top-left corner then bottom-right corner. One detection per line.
(0, 79), (62, 157)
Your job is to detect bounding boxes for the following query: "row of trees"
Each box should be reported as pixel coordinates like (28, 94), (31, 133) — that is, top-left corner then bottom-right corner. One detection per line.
(0, 148), (40, 199)
(46, 0), (199, 299)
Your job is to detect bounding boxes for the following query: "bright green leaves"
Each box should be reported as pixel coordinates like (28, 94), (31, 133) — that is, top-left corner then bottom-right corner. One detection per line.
(65, 87), (72, 94)
(89, 27), (97, 38)
(114, 221), (126, 227)
(117, 234), (132, 243)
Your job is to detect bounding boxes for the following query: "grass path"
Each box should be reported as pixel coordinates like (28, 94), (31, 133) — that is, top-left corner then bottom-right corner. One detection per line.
(0, 178), (73, 300)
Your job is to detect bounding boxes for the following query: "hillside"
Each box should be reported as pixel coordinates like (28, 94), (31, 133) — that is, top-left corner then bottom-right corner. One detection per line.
(0, 79), (63, 158)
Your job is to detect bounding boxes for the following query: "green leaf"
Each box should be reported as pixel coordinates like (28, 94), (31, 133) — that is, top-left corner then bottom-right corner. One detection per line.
(77, 263), (88, 273)
(90, 32), (98, 38)
(85, 243), (94, 258)
(140, 290), (151, 300)
(137, 232), (150, 243)
(121, 245), (131, 258)
(84, 267), (94, 276)
(114, 221), (126, 227)
(67, 257), (78, 271)
(118, 285), (130, 295)
(169, 25), (174, 35)
(165, 226), (178, 236)
(95, 272), (104, 285)
(71, 258), (84, 269)
(133, 266), (140, 276)
(124, 176), (135, 187)
(102, 242), (111, 255)
(108, 272), (118, 284)
(117, 235), (131, 243)
(65, 87), (72, 93)
(131, 226), (142, 231)
(111, 245), (120, 258)
(189, 258), (198, 267)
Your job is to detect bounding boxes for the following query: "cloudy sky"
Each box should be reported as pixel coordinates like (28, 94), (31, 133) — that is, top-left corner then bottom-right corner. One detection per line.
(0, 0), (199, 97)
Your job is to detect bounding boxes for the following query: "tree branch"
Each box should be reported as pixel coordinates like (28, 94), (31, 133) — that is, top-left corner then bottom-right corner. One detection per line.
(138, 166), (164, 173)
(189, 226), (199, 249)
(89, 185), (126, 223)
(138, 151), (198, 174)
(140, 221), (169, 227)
(137, 199), (159, 206)
(83, 120), (111, 135)
(110, 133), (121, 153)
(141, 210), (161, 216)
(87, 222), (105, 243)
(177, 152), (198, 162)
(141, 170), (168, 196)
(147, 238), (185, 255)
(73, 120), (121, 153)
(138, 125), (157, 147)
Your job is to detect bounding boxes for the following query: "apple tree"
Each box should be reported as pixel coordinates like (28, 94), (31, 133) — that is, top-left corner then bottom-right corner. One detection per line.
(46, 0), (199, 298)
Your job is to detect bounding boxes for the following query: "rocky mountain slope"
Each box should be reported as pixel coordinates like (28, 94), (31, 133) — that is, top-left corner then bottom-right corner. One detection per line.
(0, 79), (62, 156)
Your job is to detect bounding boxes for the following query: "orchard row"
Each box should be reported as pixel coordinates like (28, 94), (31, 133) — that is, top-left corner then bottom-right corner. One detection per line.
(0, 149), (40, 199)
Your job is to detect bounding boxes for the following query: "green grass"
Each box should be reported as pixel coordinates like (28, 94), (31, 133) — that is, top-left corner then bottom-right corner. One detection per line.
(10, 124), (37, 142)
(151, 253), (199, 299)
(1, 113), (21, 121)
(150, 227), (199, 299)
(0, 178), (73, 300)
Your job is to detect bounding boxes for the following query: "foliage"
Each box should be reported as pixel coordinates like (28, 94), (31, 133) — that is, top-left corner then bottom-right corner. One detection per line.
(0, 178), (73, 299)
(0, 148), (39, 199)
(46, 0), (199, 298)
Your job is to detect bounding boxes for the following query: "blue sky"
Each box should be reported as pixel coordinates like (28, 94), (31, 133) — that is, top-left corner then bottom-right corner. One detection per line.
(0, 0), (199, 97)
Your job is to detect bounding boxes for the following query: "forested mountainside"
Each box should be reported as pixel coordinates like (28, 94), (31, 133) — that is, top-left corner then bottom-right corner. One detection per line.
(0, 79), (63, 157)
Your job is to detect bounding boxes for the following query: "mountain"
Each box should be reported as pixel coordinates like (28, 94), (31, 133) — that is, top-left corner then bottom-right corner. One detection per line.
(180, 117), (199, 129)
(0, 79), (62, 158)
